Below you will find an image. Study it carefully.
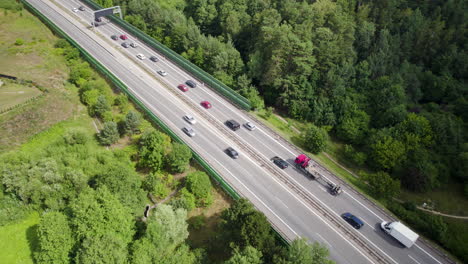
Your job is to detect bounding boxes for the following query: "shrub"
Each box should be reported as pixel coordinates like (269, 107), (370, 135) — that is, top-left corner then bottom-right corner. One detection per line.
(63, 129), (89, 145)
(14, 38), (24, 46)
(98, 122), (119, 145)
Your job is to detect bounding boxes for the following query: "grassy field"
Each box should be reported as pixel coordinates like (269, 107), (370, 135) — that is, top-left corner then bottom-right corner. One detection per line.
(0, 81), (42, 112)
(0, 8), (84, 152)
(0, 212), (39, 264)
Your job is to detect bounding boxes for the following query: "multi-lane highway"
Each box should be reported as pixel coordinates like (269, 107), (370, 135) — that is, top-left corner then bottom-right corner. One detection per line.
(25, 0), (454, 263)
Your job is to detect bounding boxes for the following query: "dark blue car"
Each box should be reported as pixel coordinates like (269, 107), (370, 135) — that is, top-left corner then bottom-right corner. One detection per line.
(342, 212), (364, 229)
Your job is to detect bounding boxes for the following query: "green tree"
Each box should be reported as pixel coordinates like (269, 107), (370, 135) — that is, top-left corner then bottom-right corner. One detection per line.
(277, 238), (333, 264)
(221, 199), (275, 256)
(302, 125), (328, 154)
(35, 211), (74, 264)
(131, 205), (196, 264)
(138, 129), (172, 171)
(123, 110), (141, 135)
(362, 171), (400, 200)
(336, 110), (370, 144)
(70, 187), (134, 244)
(76, 234), (128, 264)
(171, 188), (196, 211)
(166, 143), (192, 173)
(142, 172), (172, 199)
(395, 113), (434, 151)
(225, 246), (263, 264)
(185, 171), (213, 207)
(369, 133), (406, 171)
(98, 122), (119, 145)
(93, 162), (146, 210)
(92, 95), (111, 119)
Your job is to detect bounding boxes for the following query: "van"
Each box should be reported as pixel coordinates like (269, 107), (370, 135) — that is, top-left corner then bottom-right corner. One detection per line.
(226, 120), (240, 131)
(342, 213), (364, 229)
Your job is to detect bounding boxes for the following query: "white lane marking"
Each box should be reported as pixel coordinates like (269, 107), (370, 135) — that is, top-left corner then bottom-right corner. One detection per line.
(275, 197), (290, 209)
(415, 245), (442, 264)
(343, 191), (384, 221)
(319, 186), (327, 192)
(408, 255), (422, 264)
(361, 219), (376, 230)
(316, 233), (332, 248)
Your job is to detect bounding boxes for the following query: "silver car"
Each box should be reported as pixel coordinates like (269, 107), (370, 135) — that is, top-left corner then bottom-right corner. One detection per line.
(158, 70), (168, 76)
(183, 115), (197, 124)
(244, 122), (256, 131)
(182, 127), (195, 137)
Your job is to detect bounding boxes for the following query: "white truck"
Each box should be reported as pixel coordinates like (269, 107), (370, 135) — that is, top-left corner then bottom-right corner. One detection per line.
(381, 221), (419, 248)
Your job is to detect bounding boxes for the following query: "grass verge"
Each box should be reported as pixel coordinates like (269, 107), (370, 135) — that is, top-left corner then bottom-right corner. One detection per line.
(0, 212), (39, 264)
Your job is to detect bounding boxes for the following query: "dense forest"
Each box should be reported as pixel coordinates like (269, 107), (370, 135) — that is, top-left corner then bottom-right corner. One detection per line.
(106, 0), (468, 195)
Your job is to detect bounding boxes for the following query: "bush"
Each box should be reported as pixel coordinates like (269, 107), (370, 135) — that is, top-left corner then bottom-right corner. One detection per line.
(185, 171), (213, 207)
(189, 215), (206, 230)
(98, 122), (119, 145)
(344, 145), (367, 166)
(14, 38), (24, 46)
(171, 188), (196, 211)
(63, 129), (89, 145)
(302, 125), (328, 154)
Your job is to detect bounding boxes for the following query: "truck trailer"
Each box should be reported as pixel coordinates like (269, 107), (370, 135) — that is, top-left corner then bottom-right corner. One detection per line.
(380, 221), (419, 248)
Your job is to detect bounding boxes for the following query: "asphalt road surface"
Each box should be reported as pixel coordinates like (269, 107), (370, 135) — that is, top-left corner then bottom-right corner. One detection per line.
(26, 0), (453, 263)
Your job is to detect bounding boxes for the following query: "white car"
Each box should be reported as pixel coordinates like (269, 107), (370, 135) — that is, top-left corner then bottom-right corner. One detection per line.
(244, 122), (256, 131)
(72, 7), (78, 12)
(157, 70), (168, 76)
(130, 42), (138, 48)
(136, 54), (146, 60)
(182, 127), (195, 137)
(183, 115), (196, 124)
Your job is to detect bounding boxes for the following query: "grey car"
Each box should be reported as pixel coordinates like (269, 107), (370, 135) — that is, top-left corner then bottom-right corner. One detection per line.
(244, 122), (256, 131)
(121, 42), (129, 48)
(183, 115), (196, 124)
(225, 147), (239, 159)
(182, 127), (195, 137)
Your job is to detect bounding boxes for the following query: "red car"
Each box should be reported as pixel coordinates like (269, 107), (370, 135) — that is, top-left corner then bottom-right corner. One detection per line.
(178, 84), (188, 92)
(120, 34), (128, 40)
(201, 101), (212, 109)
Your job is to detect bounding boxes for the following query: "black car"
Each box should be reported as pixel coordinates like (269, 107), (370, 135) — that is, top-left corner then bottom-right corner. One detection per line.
(78, 5), (85, 11)
(121, 42), (129, 48)
(342, 213), (364, 229)
(186, 80), (197, 88)
(150, 56), (159, 62)
(95, 17), (103, 23)
(111, 35), (118, 40)
(226, 119), (240, 131)
(272, 156), (288, 169)
(225, 147), (239, 159)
